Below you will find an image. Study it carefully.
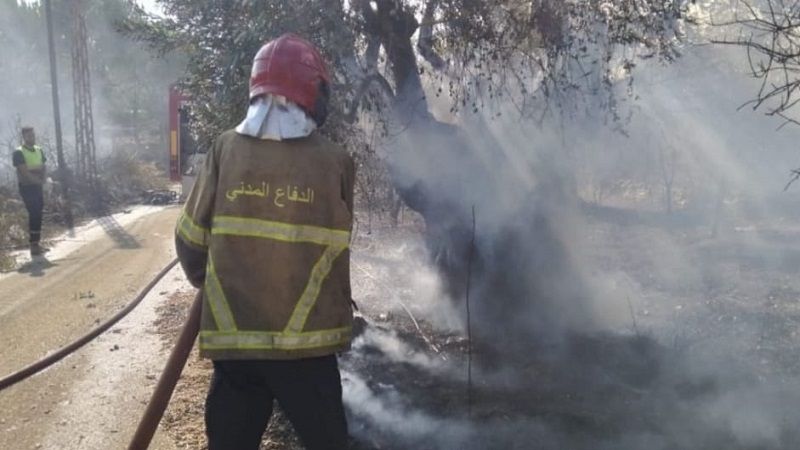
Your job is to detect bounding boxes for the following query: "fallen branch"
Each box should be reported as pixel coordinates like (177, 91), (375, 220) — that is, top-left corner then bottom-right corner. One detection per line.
(352, 261), (444, 359)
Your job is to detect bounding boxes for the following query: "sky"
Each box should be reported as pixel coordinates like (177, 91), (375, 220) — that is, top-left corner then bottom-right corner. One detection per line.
(135, 0), (164, 15)
(19, 0), (164, 15)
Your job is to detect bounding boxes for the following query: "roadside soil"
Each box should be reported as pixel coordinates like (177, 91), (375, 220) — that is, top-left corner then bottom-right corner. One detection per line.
(0, 206), (181, 450)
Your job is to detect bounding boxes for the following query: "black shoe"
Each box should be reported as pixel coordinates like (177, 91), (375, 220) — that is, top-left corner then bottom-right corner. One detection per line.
(30, 243), (42, 257)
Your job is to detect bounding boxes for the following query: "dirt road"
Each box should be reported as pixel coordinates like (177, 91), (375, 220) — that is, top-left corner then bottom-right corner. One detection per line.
(0, 206), (187, 450)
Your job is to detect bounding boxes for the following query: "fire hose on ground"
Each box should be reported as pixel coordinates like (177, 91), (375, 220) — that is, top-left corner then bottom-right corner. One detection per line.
(0, 258), (180, 391)
(128, 290), (201, 450)
(0, 255), (203, 450)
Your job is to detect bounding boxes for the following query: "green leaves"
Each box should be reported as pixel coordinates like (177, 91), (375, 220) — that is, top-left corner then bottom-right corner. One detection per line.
(122, 0), (690, 147)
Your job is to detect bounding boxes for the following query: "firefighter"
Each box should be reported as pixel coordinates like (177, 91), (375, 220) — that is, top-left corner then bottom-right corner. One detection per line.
(175, 34), (354, 450)
(12, 126), (46, 257)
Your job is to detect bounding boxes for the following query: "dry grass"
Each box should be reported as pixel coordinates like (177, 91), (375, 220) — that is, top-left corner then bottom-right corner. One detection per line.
(99, 150), (170, 205)
(0, 185), (30, 270)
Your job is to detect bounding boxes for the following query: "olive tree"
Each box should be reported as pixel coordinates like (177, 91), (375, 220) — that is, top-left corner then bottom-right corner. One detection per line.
(126, 0), (691, 343)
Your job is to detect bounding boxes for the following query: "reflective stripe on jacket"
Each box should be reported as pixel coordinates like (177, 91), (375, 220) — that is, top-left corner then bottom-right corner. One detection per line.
(176, 130), (355, 360)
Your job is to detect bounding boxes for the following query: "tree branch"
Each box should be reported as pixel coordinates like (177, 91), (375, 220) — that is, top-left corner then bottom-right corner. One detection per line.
(712, 0), (800, 122)
(417, 0), (445, 70)
(345, 73), (396, 123)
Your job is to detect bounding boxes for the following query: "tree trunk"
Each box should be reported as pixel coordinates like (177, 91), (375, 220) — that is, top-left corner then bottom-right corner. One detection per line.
(367, 1), (593, 349)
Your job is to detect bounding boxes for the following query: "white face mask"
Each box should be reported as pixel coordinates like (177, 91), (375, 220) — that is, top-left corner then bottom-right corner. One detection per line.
(235, 95), (317, 141)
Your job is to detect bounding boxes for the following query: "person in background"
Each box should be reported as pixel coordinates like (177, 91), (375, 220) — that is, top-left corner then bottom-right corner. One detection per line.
(12, 126), (46, 257)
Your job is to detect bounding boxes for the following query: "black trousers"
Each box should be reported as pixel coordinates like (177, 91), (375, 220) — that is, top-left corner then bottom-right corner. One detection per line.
(206, 356), (348, 450)
(18, 184), (43, 244)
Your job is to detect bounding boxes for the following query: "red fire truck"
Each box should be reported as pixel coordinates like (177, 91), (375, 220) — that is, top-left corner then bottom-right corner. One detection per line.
(168, 85), (205, 200)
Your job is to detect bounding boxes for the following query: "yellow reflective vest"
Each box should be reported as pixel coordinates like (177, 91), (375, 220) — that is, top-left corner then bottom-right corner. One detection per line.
(176, 130), (355, 360)
(17, 145), (45, 169)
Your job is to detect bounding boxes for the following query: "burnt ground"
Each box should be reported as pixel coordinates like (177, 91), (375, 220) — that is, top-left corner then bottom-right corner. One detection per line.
(154, 207), (800, 450)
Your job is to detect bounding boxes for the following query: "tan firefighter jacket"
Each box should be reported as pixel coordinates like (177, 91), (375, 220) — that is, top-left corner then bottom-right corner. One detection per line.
(175, 130), (355, 360)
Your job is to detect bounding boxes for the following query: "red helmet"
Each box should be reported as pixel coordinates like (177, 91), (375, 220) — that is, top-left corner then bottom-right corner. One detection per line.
(249, 34), (331, 124)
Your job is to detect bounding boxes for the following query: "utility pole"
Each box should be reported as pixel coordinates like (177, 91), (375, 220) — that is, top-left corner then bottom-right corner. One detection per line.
(70, 0), (101, 213)
(43, 0), (74, 229)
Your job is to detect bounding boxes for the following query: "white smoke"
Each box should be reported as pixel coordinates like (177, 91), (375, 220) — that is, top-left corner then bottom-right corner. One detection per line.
(344, 38), (800, 449)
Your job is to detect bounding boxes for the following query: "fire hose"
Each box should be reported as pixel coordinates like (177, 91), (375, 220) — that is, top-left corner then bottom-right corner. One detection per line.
(0, 254), (201, 449)
(128, 290), (201, 450)
(0, 258), (180, 392)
